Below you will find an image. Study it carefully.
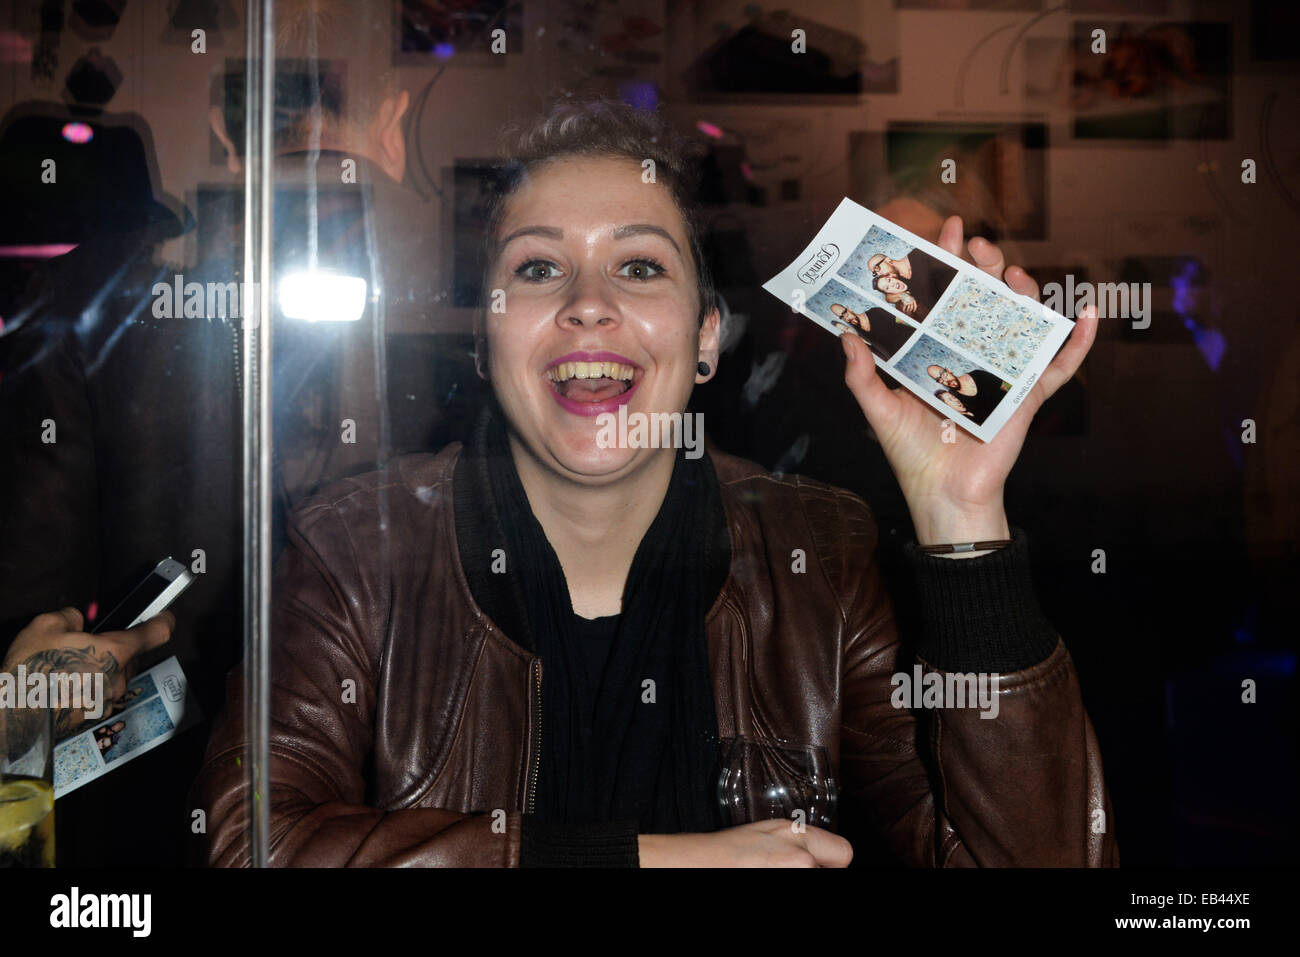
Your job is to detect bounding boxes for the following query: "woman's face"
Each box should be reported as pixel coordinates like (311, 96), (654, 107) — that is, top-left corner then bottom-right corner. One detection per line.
(483, 155), (719, 483)
(876, 275), (907, 294)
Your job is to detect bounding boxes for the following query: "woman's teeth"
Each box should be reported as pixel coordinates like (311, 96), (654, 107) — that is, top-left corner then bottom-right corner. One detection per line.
(545, 360), (636, 383)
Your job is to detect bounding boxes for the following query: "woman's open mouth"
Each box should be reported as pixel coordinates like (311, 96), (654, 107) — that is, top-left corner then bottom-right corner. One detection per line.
(544, 353), (642, 416)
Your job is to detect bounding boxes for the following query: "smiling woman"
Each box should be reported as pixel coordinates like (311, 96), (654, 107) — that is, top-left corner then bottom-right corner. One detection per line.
(192, 96), (1117, 869)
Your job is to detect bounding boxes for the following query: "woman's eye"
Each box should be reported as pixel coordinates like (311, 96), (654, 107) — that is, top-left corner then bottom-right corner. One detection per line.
(517, 260), (560, 281)
(618, 258), (665, 280)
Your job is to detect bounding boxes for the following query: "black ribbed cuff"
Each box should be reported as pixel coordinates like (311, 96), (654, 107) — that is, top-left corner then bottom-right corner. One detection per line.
(519, 816), (640, 868)
(901, 527), (1059, 673)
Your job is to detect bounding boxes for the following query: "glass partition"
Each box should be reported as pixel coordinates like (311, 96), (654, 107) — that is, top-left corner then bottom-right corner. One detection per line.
(0, 0), (1294, 875)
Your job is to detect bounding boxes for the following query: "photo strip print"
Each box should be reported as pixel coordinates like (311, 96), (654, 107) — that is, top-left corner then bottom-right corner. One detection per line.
(762, 198), (1074, 441)
(53, 657), (202, 798)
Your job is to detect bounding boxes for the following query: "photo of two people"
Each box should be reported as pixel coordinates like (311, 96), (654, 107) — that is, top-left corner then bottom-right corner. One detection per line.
(838, 225), (959, 321)
(805, 279), (918, 361)
(892, 334), (1011, 426)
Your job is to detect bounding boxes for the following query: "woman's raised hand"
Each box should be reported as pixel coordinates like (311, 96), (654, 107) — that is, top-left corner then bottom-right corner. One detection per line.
(841, 214), (1098, 548)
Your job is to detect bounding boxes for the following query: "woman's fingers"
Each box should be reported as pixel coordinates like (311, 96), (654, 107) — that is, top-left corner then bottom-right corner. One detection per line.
(841, 335), (898, 436)
(967, 235), (1007, 283)
(1038, 306), (1099, 398)
(938, 214), (965, 258)
(1004, 264), (1040, 300)
(940, 217), (1040, 301)
(801, 825), (854, 868)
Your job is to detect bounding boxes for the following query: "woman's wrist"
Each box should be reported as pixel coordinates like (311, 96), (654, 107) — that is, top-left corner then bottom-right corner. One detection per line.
(909, 499), (1011, 559)
(638, 832), (702, 867)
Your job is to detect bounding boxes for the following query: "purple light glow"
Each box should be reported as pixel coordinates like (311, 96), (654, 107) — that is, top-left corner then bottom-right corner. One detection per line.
(1171, 258), (1224, 371)
(62, 121), (94, 144)
(620, 82), (658, 111)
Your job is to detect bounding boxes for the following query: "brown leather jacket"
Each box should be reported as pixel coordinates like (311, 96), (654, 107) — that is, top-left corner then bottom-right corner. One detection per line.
(192, 443), (1118, 867)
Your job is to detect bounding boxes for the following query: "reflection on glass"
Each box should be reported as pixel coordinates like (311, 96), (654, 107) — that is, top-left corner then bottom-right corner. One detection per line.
(717, 736), (838, 831)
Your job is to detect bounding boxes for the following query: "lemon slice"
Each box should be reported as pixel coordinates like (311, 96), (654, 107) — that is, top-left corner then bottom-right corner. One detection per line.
(0, 779), (53, 852)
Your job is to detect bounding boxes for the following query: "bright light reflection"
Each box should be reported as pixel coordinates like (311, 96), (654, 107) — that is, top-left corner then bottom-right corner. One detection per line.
(278, 271), (367, 322)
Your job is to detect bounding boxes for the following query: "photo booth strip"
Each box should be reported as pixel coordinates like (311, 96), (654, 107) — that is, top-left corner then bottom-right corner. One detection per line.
(761, 198), (1074, 441)
(52, 656), (202, 799)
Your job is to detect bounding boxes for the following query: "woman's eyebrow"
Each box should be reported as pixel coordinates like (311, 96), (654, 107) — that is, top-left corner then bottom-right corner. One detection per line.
(496, 223), (682, 254)
(613, 224), (682, 254)
(496, 225), (564, 251)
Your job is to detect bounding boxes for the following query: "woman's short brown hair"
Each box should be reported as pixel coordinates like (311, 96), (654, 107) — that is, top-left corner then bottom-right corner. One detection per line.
(481, 96), (718, 325)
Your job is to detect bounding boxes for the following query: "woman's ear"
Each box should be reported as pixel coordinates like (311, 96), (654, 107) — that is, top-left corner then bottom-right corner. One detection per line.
(695, 307), (721, 383)
(372, 89), (409, 183)
(473, 315), (490, 380)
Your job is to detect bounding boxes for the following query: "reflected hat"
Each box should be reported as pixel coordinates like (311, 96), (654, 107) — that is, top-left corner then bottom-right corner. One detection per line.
(0, 103), (189, 246)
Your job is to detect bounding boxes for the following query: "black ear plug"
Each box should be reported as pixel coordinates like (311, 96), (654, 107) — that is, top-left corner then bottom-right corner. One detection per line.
(697, 361), (711, 376)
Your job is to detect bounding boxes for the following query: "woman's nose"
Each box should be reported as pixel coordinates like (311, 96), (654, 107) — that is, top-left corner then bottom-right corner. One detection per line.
(558, 272), (620, 328)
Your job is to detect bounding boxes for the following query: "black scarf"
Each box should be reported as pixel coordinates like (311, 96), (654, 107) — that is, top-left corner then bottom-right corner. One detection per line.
(453, 405), (730, 834)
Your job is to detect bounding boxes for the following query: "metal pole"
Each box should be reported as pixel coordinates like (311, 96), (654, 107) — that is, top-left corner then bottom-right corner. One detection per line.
(241, 0), (274, 868)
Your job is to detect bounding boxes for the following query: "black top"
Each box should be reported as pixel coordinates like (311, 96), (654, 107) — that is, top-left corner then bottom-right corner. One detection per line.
(859, 308), (916, 361)
(569, 612), (620, 698)
(954, 368), (1009, 425)
(900, 251), (959, 320)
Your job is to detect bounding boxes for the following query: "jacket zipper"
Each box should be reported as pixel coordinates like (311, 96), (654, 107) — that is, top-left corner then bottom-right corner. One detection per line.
(525, 658), (542, 814)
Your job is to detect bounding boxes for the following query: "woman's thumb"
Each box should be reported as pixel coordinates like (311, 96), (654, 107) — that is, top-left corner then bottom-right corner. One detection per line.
(841, 334), (894, 428)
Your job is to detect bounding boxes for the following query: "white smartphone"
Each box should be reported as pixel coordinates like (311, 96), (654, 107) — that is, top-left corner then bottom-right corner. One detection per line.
(90, 558), (194, 634)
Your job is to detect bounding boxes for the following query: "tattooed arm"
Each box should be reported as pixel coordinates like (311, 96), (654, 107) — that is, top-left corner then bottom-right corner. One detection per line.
(2, 607), (173, 740)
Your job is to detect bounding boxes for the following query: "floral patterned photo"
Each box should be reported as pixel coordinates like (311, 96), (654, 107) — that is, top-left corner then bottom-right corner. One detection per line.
(923, 275), (1056, 380)
(53, 732), (103, 788)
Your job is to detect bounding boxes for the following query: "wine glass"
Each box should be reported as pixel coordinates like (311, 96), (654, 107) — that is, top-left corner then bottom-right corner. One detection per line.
(717, 735), (838, 831)
(0, 706), (55, 868)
